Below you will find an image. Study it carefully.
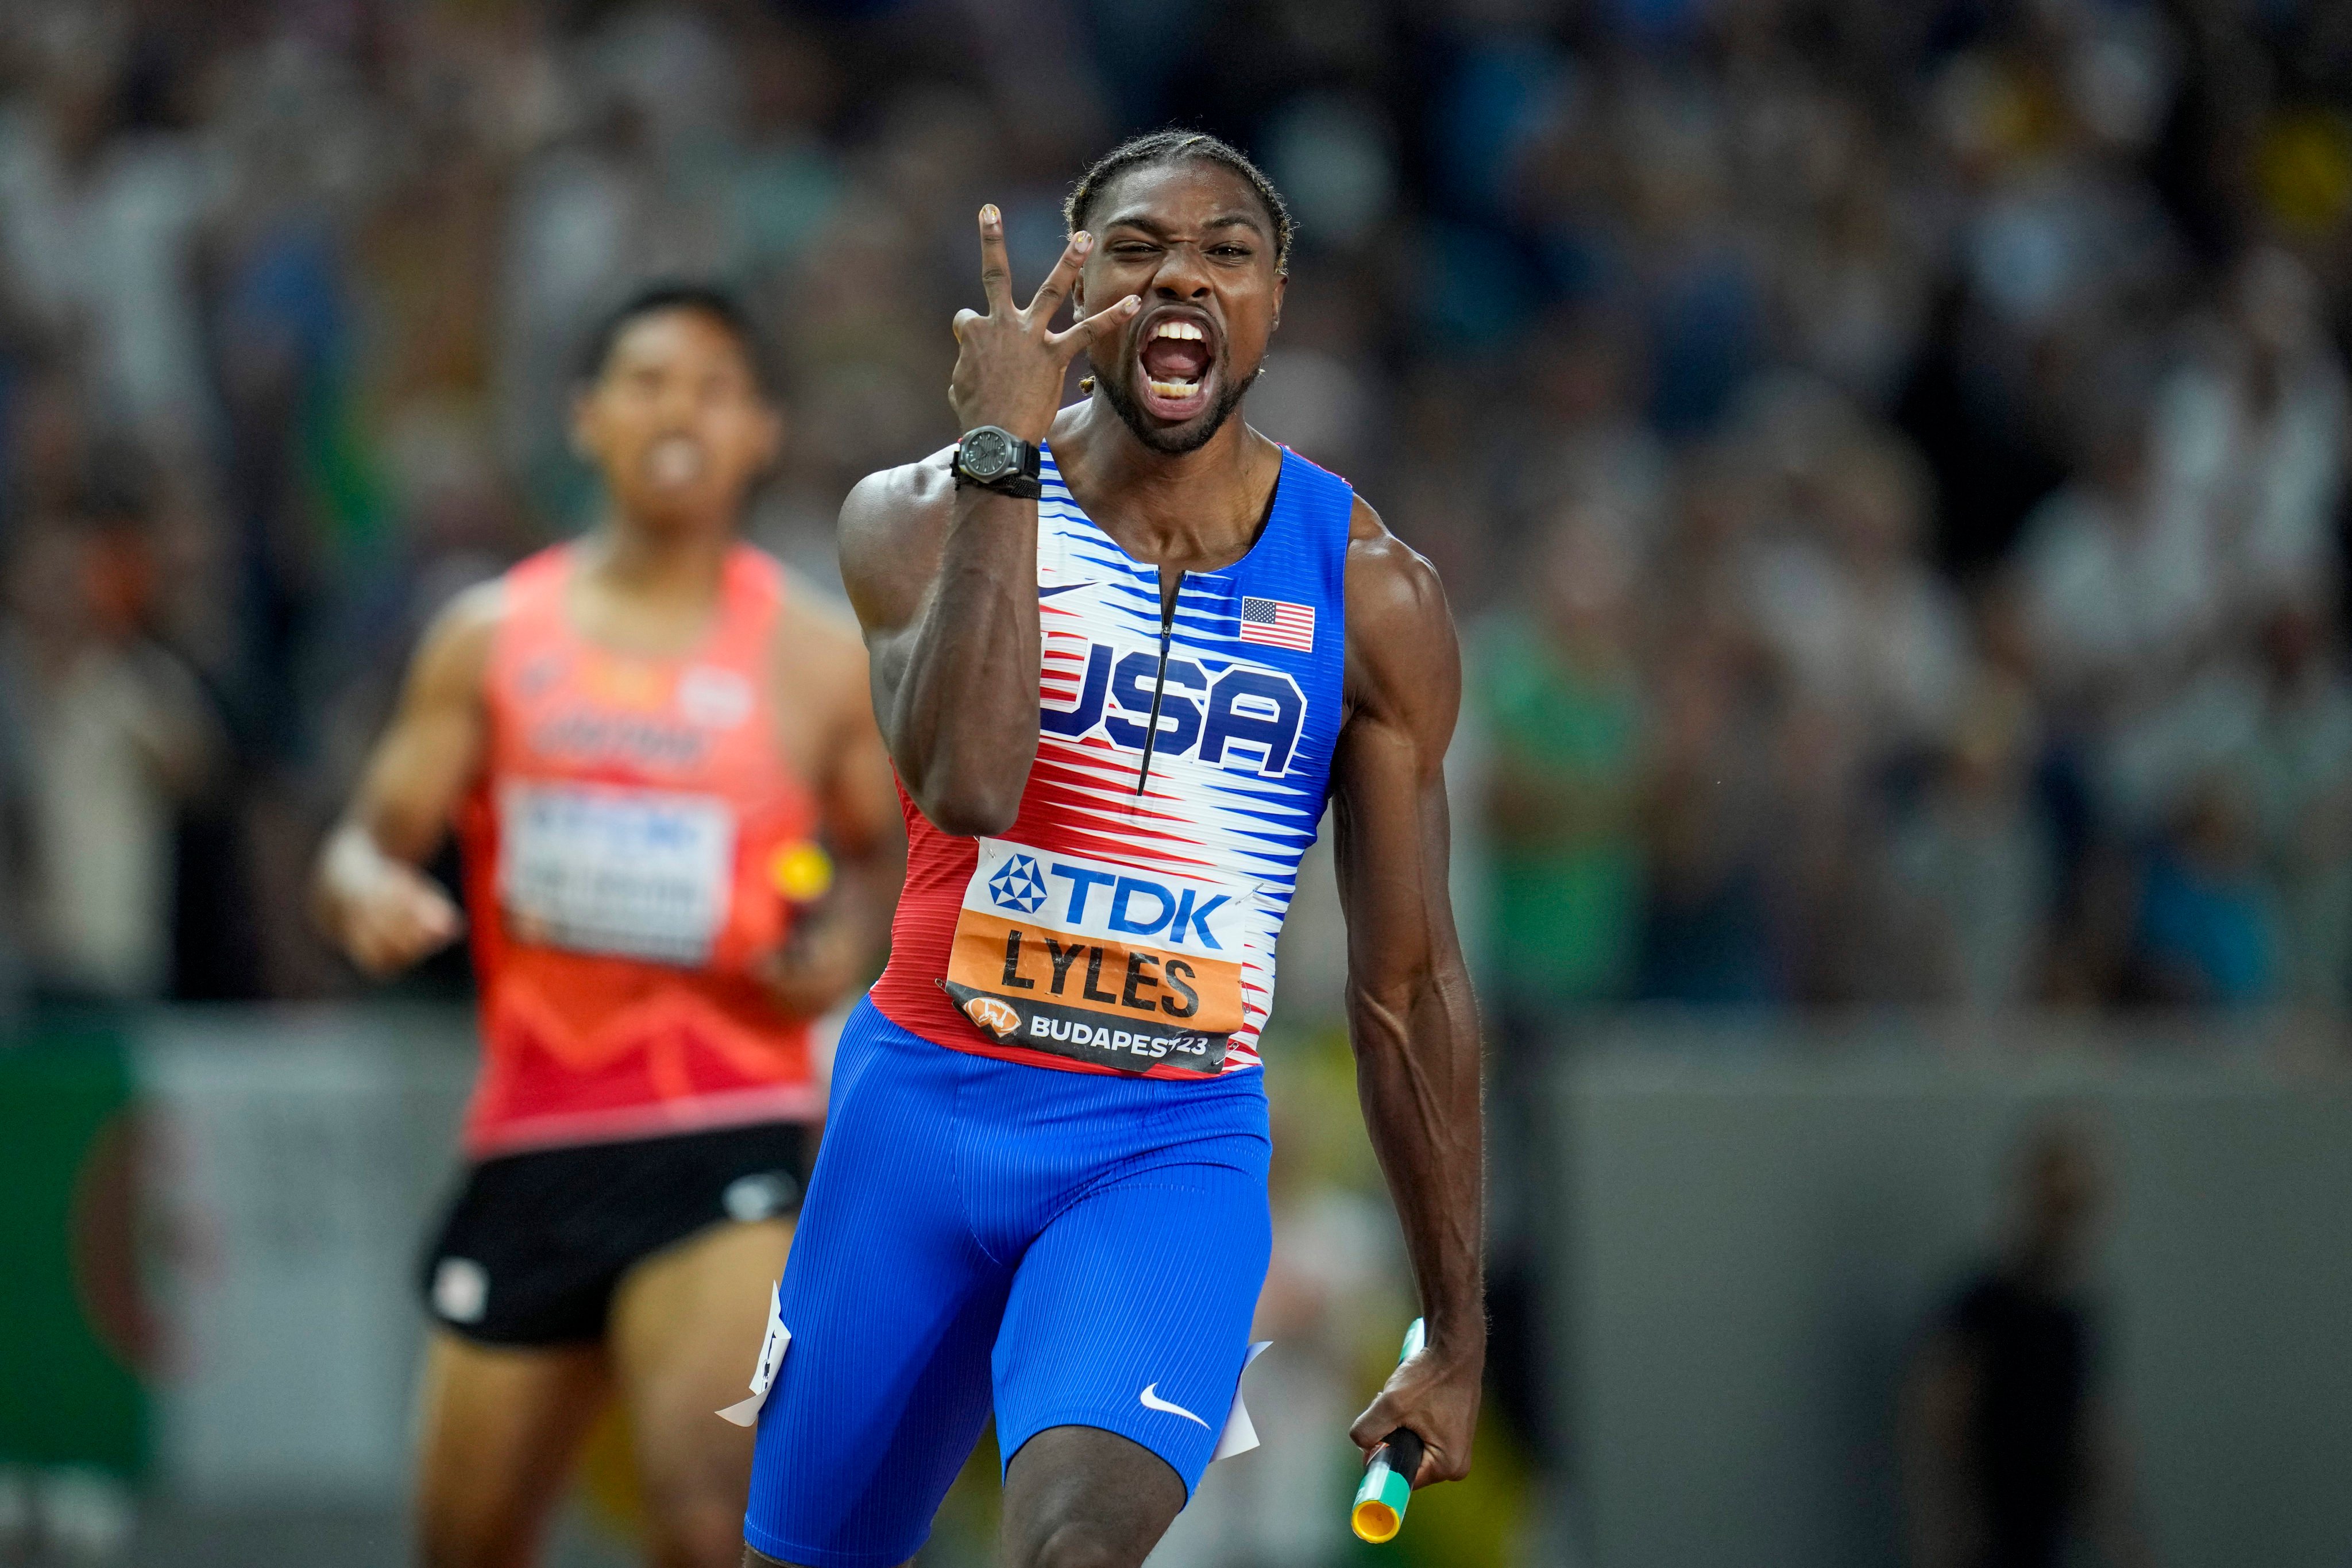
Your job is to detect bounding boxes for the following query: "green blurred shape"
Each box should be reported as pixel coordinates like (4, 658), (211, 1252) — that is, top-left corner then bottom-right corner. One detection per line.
(0, 1026), (147, 1477)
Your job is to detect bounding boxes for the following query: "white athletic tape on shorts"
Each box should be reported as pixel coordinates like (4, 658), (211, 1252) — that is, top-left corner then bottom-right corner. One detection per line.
(717, 1280), (790, 1427)
(1211, 1341), (1273, 1462)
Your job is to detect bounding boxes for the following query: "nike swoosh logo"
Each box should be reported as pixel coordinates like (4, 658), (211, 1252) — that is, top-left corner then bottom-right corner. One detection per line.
(1039, 582), (1095, 598)
(1139, 1384), (1210, 1428)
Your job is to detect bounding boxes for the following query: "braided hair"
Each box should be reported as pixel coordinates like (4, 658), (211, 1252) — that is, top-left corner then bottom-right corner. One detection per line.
(1064, 130), (1293, 274)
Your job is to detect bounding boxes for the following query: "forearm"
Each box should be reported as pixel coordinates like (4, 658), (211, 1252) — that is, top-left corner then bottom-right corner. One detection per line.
(886, 490), (1041, 834)
(1348, 957), (1485, 1358)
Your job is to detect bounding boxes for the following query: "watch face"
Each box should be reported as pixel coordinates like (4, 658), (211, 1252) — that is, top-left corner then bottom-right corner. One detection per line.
(963, 428), (1014, 478)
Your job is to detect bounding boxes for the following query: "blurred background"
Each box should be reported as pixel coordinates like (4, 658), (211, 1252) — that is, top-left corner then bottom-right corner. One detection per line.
(3, 0), (2351, 1563)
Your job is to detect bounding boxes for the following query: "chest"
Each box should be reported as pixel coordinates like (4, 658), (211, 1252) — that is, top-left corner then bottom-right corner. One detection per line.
(494, 640), (793, 793)
(1034, 515), (1341, 797)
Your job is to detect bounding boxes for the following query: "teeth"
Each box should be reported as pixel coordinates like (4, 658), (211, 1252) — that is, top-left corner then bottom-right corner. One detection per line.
(1150, 320), (1206, 341)
(1149, 379), (1201, 399)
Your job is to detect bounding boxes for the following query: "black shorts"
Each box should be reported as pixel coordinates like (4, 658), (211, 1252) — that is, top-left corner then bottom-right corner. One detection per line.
(419, 1121), (816, 1346)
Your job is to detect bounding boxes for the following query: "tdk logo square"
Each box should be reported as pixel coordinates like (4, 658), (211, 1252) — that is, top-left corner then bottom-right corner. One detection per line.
(988, 853), (1049, 914)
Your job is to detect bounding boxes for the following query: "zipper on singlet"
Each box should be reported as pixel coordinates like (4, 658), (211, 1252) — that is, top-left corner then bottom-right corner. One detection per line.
(1133, 573), (1184, 795)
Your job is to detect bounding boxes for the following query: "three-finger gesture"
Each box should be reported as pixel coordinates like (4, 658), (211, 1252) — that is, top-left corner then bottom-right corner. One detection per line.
(949, 204), (1139, 442)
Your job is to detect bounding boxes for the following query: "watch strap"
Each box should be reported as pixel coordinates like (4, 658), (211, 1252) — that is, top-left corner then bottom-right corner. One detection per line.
(953, 428), (1044, 500)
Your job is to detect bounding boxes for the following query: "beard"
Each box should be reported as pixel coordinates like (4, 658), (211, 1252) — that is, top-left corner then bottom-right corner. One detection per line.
(1094, 354), (1261, 455)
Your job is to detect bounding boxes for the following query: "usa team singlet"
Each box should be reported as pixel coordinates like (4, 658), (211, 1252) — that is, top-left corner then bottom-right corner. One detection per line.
(745, 445), (1354, 1568)
(454, 543), (823, 1157)
(869, 445), (1347, 1077)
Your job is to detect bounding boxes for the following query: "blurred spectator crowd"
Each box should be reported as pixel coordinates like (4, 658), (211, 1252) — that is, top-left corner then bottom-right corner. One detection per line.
(0, 0), (2349, 1025)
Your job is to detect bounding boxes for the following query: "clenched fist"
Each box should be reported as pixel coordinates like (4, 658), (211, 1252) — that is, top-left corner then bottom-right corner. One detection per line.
(331, 850), (465, 976)
(1349, 1335), (1482, 1489)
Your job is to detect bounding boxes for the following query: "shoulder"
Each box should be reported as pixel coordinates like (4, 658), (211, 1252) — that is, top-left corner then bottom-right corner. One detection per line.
(764, 565), (873, 743)
(771, 563), (868, 673)
(404, 576), (507, 701)
(835, 446), (961, 631)
(421, 576), (508, 665)
(1337, 495), (1460, 759)
(837, 448), (958, 565)
(1343, 494), (1458, 686)
(774, 562), (864, 643)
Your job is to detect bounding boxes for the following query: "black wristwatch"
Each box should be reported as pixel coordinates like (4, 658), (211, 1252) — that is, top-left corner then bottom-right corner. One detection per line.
(953, 426), (1043, 499)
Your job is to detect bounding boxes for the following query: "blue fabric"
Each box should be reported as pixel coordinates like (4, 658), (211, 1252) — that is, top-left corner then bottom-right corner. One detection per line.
(743, 999), (1273, 1567)
(1035, 441), (1353, 937)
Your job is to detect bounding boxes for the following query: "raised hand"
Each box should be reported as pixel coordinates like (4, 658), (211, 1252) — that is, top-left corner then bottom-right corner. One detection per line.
(949, 204), (1140, 442)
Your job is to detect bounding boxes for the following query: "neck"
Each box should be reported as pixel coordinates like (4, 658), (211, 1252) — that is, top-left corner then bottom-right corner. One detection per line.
(582, 516), (732, 600)
(1049, 393), (1276, 558)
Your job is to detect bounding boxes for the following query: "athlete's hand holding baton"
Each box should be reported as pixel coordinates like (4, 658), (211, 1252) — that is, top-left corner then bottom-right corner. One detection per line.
(1348, 1312), (1482, 1542)
(1351, 1319), (1427, 1542)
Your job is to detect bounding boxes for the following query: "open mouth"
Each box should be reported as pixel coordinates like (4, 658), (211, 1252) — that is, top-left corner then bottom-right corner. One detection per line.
(1136, 314), (1216, 420)
(644, 433), (707, 489)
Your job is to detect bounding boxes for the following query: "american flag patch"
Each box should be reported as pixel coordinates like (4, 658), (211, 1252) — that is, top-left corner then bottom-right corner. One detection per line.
(1239, 596), (1315, 653)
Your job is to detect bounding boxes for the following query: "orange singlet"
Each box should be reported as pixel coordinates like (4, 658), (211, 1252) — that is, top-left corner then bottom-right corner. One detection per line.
(454, 542), (821, 1157)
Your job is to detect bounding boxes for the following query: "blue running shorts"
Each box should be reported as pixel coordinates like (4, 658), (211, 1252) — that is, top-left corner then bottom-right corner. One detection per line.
(743, 998), (1273, 1568)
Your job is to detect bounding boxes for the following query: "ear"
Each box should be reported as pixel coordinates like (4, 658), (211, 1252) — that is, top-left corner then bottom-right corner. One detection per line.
(1270, 270), (1287, 334)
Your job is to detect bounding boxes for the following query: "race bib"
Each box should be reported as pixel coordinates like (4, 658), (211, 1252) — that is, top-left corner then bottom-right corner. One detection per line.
(943, 839), (1252, 1074)
(497, 782), (736, 965)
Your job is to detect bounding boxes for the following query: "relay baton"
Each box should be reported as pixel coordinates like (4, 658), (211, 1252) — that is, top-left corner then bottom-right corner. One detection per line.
(1350, 1318), (1428, 1544)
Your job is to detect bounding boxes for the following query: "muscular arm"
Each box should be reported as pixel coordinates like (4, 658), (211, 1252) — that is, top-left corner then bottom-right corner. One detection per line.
(312, 584), (501, 975)
(837, 209), (1137, 836)
(1334, 503), (1486, 1485)
(838, 461), (1041, 836)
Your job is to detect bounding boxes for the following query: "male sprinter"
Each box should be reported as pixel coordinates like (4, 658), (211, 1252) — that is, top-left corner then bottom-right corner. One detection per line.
(744, 132), (1484, 1568)
(315, 284), (898, 1568)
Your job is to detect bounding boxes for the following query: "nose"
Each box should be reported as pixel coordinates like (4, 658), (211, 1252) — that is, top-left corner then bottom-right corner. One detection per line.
(1151, 244), (1212, 300)
(654, 374), (699, 423)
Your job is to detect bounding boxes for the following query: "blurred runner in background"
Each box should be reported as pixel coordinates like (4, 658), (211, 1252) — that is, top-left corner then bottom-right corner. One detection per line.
(313, 283), (899, 1568)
